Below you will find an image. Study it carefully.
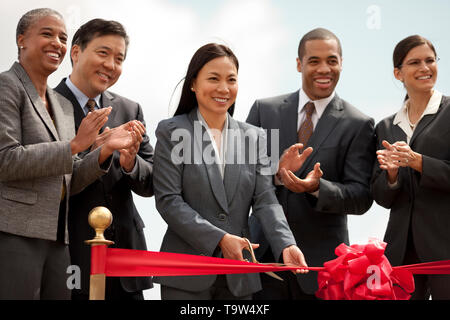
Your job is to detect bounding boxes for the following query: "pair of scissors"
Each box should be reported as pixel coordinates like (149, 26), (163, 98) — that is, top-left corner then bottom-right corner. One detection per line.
(243, 238), (284, 281)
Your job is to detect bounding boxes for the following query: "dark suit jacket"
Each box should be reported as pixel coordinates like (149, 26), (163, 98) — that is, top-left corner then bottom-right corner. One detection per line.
(247, 91), (375, 294)
(153, 109), (296, 298)
(371, 95), (450, 266)
(55, 79), (154, 295)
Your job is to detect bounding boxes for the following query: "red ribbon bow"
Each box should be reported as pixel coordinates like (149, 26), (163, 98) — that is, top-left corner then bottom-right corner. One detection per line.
(316, 238), (414, 300)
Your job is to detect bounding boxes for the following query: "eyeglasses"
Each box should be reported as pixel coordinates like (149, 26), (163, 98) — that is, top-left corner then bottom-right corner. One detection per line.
(398, 57), (440, 69)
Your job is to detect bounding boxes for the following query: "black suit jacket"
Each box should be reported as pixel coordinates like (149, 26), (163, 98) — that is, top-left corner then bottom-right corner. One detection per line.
(247, 91), (375, 294)
(55, 79), (154, 295)
(371, 95), (450, 266)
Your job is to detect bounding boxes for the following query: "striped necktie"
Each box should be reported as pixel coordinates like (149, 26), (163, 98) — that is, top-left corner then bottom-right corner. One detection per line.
(86, 98), (96, 113)
(297, 102), (315, 147)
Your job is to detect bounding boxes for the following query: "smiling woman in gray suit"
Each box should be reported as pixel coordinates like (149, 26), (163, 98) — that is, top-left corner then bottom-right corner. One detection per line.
(0, 8), (138, 300)
(372, 35), (450, 299)
(153, 43), (308, 300)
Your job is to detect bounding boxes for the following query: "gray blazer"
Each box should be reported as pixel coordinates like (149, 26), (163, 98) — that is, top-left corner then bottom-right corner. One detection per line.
(153, 109), (296, 297)
(247, 91), (375, 294)
(371, 96), (450, 266)
(0, 63), (109, 243)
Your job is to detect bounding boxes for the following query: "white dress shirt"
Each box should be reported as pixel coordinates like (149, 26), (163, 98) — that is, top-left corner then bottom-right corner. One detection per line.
(197, 109), (228, 180)
(393, 89), (443, 144)
(297, 89), (335, 131)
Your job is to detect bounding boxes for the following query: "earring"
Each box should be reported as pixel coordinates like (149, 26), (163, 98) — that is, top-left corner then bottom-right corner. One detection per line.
(19, 46), (24, 49)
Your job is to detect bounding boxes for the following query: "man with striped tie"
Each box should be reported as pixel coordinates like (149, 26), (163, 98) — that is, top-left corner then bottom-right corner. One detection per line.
(55, 19), (154, 300)
(246, 28), (375, 299)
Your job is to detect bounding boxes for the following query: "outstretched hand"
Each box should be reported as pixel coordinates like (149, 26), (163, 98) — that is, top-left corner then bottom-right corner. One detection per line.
(282, 245), (309, 274)
(278, 143), (313, 174)
(280, 162), (323, 193)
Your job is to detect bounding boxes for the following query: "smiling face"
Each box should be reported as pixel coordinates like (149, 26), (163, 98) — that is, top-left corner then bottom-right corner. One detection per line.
(394, 44), (437, 94)
(297, 39), (342, 100)
(17, 15), (67, 76)
(70, 34), (126, 98)
(192, 56), (238, 119)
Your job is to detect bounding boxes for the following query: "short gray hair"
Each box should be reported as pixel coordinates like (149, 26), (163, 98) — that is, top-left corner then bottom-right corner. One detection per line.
(16, 8), (64, 57)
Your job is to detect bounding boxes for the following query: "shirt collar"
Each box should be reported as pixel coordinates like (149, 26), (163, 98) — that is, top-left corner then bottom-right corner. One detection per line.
(196, 108), (229, 132)
(393, 89), (443, 126)
(298, 88), (335, 118)
(65, 76), (101, 113)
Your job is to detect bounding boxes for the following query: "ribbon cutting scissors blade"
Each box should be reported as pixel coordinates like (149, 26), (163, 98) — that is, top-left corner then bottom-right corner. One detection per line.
(243, 238), (284, 281)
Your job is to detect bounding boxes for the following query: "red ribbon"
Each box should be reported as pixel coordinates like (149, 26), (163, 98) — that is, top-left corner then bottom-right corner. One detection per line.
(91, 246), (316, 277)
(90, 239), (450, 300)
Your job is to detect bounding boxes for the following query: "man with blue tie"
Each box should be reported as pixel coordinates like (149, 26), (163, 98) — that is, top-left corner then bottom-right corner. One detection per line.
(55, 19), (154, 300)
(247, 28), (375, 299)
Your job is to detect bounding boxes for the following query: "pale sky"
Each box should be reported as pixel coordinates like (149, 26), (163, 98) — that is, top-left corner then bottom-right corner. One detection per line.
(1, 0), (449, 299)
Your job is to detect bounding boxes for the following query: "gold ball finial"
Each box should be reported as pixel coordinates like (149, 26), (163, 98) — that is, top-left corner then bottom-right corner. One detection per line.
(85, 207), (114, 245)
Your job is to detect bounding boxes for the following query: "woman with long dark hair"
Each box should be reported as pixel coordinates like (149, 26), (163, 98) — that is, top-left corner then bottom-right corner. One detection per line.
(153, 43), (307, 300)
(372, 35), (450, 299)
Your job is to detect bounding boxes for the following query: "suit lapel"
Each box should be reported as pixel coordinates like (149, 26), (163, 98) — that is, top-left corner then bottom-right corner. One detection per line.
(101, 91), (119, 130)
(47, 89), (71, 141)
(223, 115), (241, 206)
(189, 110), (229, 213)
(391, 122), (407, 143)
(54, 78), (85, 131)
(279, 92), (299, 152)
(297, 95), (344, 177)
(409, 107), (442, 147)
(13, 63), (59, 140)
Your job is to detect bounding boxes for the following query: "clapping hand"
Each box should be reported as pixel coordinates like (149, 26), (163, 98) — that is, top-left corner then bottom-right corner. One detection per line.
(119, 121), (146, 172)
(278, 143), (313, 173)
(70, 107), (111, 155)
(377, 140), (423, 183)
(277, 143), (322, 193)
(97, 121), (142, 164)
(279, 162), (323, 193)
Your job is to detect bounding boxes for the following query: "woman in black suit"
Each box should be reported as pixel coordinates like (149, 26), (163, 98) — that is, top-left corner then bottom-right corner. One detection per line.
(372, 35), (450, 299)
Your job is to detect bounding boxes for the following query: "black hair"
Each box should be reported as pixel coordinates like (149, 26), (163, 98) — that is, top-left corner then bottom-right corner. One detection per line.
(174, 43), (239, 117)
(298, 28), (342, 60)
(393, 35), (436, 69)
(71, 18), (129, 65)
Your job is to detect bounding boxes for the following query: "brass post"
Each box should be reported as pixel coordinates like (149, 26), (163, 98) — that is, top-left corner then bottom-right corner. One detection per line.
(85, 207), (114, 300)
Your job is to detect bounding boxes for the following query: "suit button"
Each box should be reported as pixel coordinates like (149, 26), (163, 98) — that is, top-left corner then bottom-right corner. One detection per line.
(218, 213), (227, 221)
